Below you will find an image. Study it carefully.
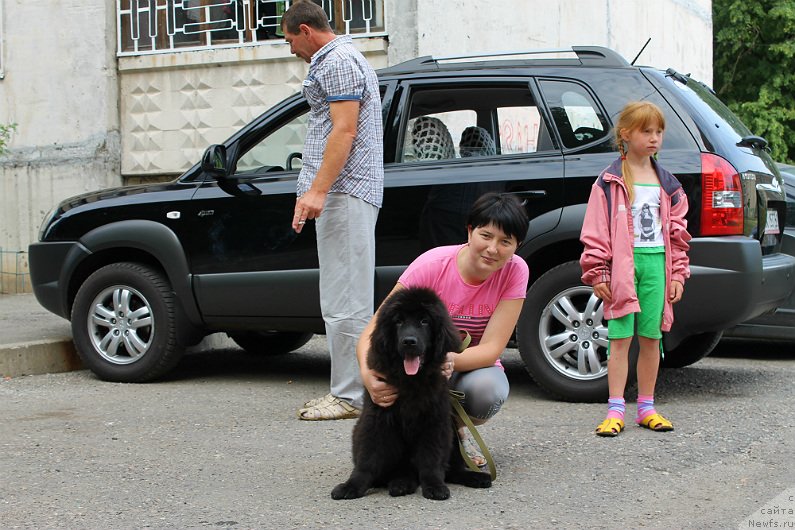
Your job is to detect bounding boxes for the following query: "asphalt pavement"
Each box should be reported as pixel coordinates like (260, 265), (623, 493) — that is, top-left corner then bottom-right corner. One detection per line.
(2, 334), (794, 529)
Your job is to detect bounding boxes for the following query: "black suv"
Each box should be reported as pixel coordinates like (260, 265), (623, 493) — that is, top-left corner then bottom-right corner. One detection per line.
(29, 46), (795, 401)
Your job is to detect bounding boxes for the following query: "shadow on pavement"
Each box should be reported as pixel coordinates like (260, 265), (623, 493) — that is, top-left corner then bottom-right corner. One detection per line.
(710, 338), (794, 361)
(162, 346), (332, 383)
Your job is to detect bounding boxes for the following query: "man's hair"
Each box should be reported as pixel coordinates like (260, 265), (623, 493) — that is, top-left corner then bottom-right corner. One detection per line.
(281, 1), (333, 34)
(467, 192), (529, 244)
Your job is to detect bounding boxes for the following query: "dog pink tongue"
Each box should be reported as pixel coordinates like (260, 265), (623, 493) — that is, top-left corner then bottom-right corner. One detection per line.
(404, 357), (420, 375)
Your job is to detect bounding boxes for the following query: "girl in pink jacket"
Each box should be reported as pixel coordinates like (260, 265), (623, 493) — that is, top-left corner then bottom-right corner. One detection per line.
(580, 101), (691, 437)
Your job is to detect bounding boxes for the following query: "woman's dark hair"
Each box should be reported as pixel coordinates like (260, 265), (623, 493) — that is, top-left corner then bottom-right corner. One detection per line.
(466, 192), (529, 243)
(281, 1), (333, 34)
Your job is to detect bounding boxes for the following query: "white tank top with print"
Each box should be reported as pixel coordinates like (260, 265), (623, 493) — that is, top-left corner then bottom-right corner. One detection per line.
(632, 184), (664, 247)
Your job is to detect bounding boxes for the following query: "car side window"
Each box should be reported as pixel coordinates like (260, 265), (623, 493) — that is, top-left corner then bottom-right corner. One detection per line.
(398, 84), (557, 163)
(234, 85), (391, 175)
(235, 109), (309, 174)
(539, 79), (610, 149)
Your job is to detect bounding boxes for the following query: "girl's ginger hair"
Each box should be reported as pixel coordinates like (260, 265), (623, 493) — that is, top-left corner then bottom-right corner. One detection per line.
(613, 101), (666, 203)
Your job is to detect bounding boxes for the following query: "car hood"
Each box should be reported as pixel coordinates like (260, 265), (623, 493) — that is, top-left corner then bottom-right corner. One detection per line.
(58, 181), (183, 214)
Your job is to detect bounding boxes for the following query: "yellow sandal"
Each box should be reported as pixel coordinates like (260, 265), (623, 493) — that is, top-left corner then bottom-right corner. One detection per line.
(595, 417), (625, 437)
(637, 413), (674, 431)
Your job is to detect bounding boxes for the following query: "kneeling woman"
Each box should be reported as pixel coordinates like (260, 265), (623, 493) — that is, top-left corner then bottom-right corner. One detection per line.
(356, 192), (529, 467)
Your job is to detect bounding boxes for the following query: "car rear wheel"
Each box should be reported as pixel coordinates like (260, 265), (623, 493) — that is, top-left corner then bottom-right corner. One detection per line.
(228, 331), (313, 355)
(517, 261), (615, 402)
(71, 262), (184, 382)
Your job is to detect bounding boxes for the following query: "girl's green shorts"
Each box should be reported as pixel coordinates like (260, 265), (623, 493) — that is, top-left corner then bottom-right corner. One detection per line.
(607, 247), (665, 340)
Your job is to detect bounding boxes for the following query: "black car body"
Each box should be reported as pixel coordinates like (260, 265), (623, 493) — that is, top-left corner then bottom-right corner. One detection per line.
(723, 163), (795, 341)
(29, 46), (795, 401)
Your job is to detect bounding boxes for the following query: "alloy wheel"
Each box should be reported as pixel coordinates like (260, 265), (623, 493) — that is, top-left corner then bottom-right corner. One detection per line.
(86, 284), (154, 365)
(538, 285), (609, 381)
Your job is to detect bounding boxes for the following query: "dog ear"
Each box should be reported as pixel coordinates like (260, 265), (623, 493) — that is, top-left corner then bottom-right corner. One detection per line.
(369, 297), (396, 373)
(444, 318), (463, 356)
(431, 301), (462, 363)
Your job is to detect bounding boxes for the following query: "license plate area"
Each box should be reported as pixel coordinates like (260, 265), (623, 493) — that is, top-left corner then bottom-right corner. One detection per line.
(765, 209), (780, 235)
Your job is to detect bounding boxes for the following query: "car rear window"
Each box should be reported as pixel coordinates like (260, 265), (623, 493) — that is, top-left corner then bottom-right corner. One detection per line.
(670, 77), (753, 141)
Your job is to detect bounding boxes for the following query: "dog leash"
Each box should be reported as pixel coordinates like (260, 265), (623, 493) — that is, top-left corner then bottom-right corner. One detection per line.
(448, 330), (497, 480)
(449, 390), (497, 480)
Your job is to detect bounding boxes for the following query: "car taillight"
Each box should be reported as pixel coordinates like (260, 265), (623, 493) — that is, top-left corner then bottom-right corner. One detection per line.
(700, 153), (744, 236)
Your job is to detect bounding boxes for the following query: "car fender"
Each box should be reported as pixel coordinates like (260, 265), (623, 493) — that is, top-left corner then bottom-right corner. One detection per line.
(74, 220), (202, 325)
(518, 204), (586, 263)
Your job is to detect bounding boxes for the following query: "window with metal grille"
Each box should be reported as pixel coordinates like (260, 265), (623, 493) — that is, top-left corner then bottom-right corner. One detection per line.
(116, 0), (386, 57)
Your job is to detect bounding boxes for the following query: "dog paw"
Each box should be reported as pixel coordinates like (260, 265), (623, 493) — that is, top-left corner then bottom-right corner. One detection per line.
(331, 482), (365, 500)
(470, 474), (492, 489)
(421, 483), (450, 500)
(388, 477), (418, 497)
(464, 472), (492, 489)
(446, 470), (492, 489)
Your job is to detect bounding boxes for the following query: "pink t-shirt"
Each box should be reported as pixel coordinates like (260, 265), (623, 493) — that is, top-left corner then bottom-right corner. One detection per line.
(398, 244), (529, 367)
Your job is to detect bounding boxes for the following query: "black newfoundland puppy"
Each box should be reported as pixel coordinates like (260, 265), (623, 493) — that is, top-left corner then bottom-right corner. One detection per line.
(331, 287), (492, 501)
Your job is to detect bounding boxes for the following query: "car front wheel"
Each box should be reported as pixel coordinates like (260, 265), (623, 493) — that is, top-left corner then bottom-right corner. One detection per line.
(71, 262), (184, 382)
(516, 261), (612, 402)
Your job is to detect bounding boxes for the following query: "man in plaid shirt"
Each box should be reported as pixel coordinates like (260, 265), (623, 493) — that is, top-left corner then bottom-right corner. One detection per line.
(282, 1), (384, 420)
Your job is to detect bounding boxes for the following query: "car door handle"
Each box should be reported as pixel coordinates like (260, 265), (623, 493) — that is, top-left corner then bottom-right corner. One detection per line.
(506, 190), (546, 207)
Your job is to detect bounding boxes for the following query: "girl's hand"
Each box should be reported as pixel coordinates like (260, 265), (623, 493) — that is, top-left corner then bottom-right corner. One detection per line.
(669, 280), (684, 303)
(363, 368), (399, 408)
(593, 282), (612, 303)
(441, 352), (456, 380)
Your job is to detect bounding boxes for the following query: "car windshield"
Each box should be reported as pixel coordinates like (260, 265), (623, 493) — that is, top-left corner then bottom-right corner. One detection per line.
(671, 76), (753, 140)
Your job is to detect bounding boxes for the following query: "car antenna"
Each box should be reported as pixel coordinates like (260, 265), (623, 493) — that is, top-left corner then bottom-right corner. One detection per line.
(631, 38), (652, 65)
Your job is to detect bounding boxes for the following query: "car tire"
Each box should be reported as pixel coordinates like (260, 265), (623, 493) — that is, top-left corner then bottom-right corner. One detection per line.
(661, 331), (723, 369)
(228, 331), (313, 355)
(71, 262), (185, 383)
(517, 261), (620, 402)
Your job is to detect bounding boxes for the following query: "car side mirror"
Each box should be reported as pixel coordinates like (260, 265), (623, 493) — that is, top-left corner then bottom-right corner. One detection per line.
(201, 144), (229, 179)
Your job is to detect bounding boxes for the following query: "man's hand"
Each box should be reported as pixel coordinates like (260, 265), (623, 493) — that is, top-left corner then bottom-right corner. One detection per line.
(292, 189), (327, 233)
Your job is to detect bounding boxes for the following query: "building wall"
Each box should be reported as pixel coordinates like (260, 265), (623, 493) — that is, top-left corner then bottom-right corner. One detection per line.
(410, 0), (713, 84)
(0, 0), (712, 293)
(117, 40), (388, 178)
(0, 0), (120, 292)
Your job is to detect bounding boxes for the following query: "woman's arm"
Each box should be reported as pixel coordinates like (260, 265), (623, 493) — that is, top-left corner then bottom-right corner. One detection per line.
(356, 283), (405, 407)
(451, 297), (524, 372)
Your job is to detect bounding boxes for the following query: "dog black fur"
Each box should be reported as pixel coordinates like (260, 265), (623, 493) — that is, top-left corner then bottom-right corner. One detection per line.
(331, 286), (493, 500)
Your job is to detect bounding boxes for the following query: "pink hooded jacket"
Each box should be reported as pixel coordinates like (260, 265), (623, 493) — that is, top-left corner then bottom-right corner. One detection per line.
(579, 157), (691, 331)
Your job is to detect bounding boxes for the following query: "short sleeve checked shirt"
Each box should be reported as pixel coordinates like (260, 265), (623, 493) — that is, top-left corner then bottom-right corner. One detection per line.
(298, 36), (384, 208)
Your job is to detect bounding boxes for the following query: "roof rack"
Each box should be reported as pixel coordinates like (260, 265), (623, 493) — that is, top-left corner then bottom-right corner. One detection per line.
(378, 46), (630, 75)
